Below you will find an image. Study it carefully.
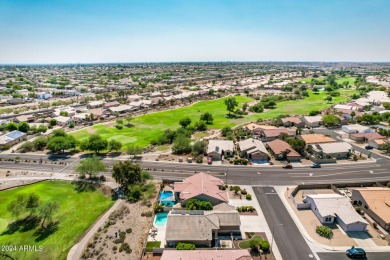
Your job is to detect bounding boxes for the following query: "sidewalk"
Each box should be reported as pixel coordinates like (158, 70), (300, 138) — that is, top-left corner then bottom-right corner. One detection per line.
(67, 199), (123, 260)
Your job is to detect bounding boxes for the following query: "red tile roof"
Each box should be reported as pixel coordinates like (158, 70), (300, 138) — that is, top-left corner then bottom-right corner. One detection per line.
(174, 172), (228, 203)
(267, 139), (300, 157)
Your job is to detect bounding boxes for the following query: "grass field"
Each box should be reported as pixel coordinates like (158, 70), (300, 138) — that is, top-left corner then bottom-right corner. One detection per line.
(72, 89), (357, 149)
(336, 76), (355, 85)
(0, 181), (114, 260)
(71, 96), (253, 149)
(246, 89), (357, 121)
(145, 241), (161, 252)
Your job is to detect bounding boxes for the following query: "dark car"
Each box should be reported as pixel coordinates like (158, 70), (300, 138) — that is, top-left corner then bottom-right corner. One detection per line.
(207, 156), (213, 165)
(365, 145), (373, 150)
(282, 164), (293, 169)
(310, 163), (321, 168)
(346, 247), (366, 259)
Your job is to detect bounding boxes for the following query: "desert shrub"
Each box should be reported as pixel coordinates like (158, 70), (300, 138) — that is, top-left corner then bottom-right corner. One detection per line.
(141, 211), (153, 217)
(241, 189), (247, 195)
(315, 226), (333, 239)
(119, 242), (131, 254)
(126, 228), (132, 234)
(246, 194), (252, 200)
(154, 204), (164, 213)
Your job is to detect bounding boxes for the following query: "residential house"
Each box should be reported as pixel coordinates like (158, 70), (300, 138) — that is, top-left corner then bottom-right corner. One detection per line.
(103, 101), (120, 108)
(351, 188), (390, 231)
(165, 203), (240, 247)
(368, 138), (389, 149)
(160, 249), (251, 260)
(73, 113), (90, 123)
(13, 115), (36, 123)
(238, 138), (269, 161)
(349, 132), (385, 142)
(299, 134), (336, 146)
(87, 100), (105, 109)
(107, 105), (133, 114)
(54, 107), (76, 117)
(303, 194), (368, 232)
(308, 142), (352, 159)
(266, 139), (301, 161)
(128, 94), (142, 102)
(342, 124), (374, 134)
(174, 172), (228, 205)
(0, 130), (27, 149)
(244, 123), (276, 136)
(207, 140), (234, 160)
(302, 115), (323, 127)
(89, 108), (105, 119)
(52, 116), (73, 127)
(261, 128), (295, 141)
(279, 117), (305, 128)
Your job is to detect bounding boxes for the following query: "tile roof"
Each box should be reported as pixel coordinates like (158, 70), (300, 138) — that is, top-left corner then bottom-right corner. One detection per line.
(281, 117), (303, 124)
(352, 188), (390, 223)
(300, 134), (336, 144)
(267, 139), (300, 157)
(349, 132), (385, 140)
(238, 138), (268, 155)
(174, 172), (228, 203)
(303, 115), (323, 123)
(262, 128), (294, 138)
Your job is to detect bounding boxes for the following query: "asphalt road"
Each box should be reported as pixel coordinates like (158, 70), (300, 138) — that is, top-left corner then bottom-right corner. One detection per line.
(253, 186), (315, 260)
(317, 252), (390, 260)
(0, 152), (389, 185)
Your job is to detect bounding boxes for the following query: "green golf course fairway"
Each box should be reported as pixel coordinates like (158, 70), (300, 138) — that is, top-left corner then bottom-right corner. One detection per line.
(0, 181), (114, 260)
(71, 96), (253, 149)
(72, 89), (357, 149)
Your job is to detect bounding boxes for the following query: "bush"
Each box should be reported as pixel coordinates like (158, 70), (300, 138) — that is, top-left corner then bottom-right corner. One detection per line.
(20, 141), (34, 153)
(119, 242), (131, 254)
(241, 189), (247, 195)
(195, 155), (203, 163)
(154, 204), (164, 213)
(249, 240), (258, 251)
(141, 211), (153, 217)
(387, 182), (390, 188)
(186, 199), (213, 210)
(246, 194), (252, 200)
(176, 243), (196, 250)
(259, 240), (270, 252)
(316, 226), (333, 239)
(126, 228), (132, 233)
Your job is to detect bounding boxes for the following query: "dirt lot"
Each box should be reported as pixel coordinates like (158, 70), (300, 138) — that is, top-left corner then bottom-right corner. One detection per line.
(81, 184), (159, 260)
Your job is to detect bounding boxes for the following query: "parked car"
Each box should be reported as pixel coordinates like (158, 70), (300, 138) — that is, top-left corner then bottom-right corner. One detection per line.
(346, 247), (366, 259)
(364, 145), (373, 150)
(207, 156), (213, 165)
(282, 164), (293, 169)
(310, 163), (321, 168)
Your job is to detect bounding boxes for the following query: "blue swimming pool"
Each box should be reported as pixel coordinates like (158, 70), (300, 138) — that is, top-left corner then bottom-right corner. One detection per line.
(154, 212), (168, 227)
(160, 190), (173, 200)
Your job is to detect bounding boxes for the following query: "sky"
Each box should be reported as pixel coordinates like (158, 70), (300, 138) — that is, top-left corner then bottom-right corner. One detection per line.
(0, 0), (389, 64)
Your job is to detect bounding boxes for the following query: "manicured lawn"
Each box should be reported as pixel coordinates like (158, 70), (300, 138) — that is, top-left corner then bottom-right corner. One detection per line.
(239, 235), (263, 249)
(246, 89), (357, 121)
(145, 241), (161, 252)
(336, 76), (355, 85)
(71, 96), (253, 149)
(0, 181), (114, 260)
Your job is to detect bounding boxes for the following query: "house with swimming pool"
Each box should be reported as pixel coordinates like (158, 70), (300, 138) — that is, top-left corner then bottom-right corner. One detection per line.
(165, 203), (241, 247)
(173, 172), (229, 206)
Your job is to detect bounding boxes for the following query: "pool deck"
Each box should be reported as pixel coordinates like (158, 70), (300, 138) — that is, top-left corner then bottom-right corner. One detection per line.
(149, 213), (168, 248)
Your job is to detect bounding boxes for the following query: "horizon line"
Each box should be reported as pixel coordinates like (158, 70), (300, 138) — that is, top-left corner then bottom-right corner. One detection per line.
(1, 60), (390, 66)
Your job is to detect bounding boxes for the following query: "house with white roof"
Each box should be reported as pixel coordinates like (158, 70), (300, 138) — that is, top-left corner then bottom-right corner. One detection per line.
(207, 140), (234, 160)
(303, 194), (368, 232)
(302, 115), (323, 127)
(342, 124), (374, 134)
(308, 142), (352, 159)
